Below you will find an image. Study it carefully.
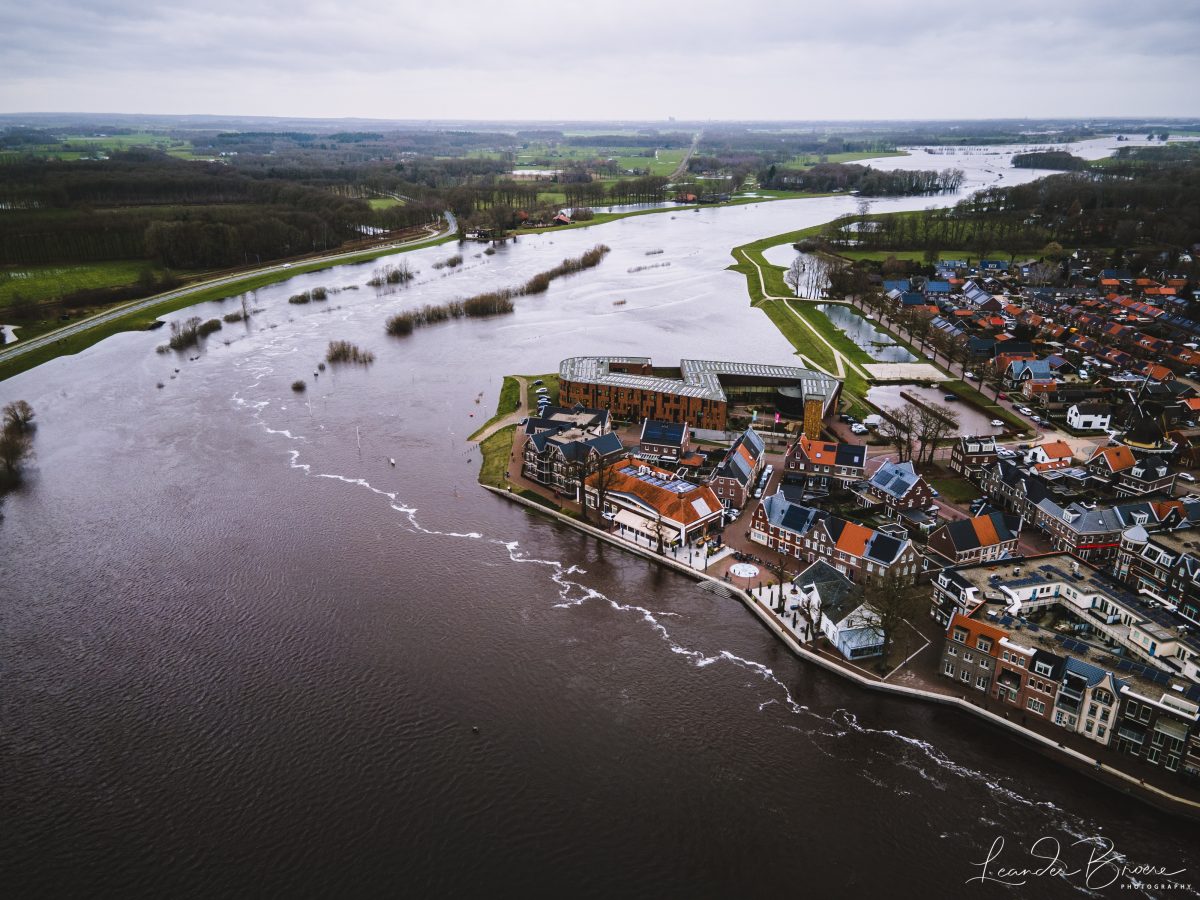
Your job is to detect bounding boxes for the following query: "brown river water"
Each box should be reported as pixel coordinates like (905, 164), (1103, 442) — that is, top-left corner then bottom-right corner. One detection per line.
(2, 139), (1197, 898)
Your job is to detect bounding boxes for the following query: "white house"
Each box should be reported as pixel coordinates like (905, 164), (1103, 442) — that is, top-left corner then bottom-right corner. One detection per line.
(1066, 402), (1112, 432)
(793, 560), (883, 660)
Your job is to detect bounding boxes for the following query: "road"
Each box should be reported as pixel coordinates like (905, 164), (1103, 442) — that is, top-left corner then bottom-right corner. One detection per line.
(470, 376), (531, 444)
(668, 131), (702, 181)
(0, 211), (457, 370)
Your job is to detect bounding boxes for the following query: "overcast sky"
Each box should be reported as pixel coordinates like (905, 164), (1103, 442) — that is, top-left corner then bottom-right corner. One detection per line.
(2, 0), (1197, 121)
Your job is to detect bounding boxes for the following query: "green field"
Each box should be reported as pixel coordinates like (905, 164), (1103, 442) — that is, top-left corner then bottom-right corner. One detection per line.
(368, 197), (405, 209)
(478, 425), (517, 489)
(514, 143), (685, 176)
(784, 150), (908, 168)
(2, 131), (195, 160)
(0, 261), (175, 308)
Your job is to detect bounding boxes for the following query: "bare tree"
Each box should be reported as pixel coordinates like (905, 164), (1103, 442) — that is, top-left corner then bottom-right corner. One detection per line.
(785, 255), (805, 297)
(879, 406), (918, 463)
(914, 403), (960, 467)
(860, 570), (926, 671)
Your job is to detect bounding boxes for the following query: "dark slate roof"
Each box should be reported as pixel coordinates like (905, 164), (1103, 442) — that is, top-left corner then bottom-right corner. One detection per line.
(795, 560), (862, 625)
(868, 459), (921, 499)
(640, 419), (687, 446)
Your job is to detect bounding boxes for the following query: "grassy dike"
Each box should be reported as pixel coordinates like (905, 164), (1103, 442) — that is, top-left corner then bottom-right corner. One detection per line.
(478, 425), (517, 488)
(467, 376), (521, 441)
(0, 232), (457, 383)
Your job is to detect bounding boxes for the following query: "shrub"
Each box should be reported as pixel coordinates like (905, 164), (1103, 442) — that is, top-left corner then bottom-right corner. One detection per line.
(289, 291), (311, 304)
(385, 312), (415, 335)
(197, 318), (222, 337)
(223, 311), (245, 323)
(311, 287), (328, 300)
(292, 380), (306, 392)
(326, 341), (375, 365)
(168, 316), (202, 350)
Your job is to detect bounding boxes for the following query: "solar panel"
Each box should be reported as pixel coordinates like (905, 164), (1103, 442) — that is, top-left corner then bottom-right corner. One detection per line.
(1000, 616), (1013, 626)
(1054, 633), (1066, 643)
(1117, 660), (1132, 671)
(1029, 624), (1040, 632)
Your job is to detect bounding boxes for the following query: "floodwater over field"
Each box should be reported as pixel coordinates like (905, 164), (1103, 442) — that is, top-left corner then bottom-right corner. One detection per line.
(2, 137), (1197, 897)
(813, 303), (918, 363)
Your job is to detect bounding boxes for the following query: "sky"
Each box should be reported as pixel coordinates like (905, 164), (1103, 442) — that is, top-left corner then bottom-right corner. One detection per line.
(2, 0), (1198, 121)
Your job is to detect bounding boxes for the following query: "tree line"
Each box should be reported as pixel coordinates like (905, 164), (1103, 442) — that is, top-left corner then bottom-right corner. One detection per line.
(759, 163), (964, 196)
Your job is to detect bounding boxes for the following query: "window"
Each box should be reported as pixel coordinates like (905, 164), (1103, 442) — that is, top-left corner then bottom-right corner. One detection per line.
(1027, 698), (1046, 715)
(960, 670), (970, 682)
(953, 627), (968, 644)
(976, 675), (988, 690)
(964, 652), (974, 664)
(1097, 725), (1106, 738)
(947, 645), (957, 656)
(944, 661), (955, 676)
(979, 658), (990, 669)
(1088, 703), (1098, 718)
(976, 637), (993, 653)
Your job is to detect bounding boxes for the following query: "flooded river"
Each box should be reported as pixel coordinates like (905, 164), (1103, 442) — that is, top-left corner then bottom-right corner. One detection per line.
(1, 137), (1196, 897)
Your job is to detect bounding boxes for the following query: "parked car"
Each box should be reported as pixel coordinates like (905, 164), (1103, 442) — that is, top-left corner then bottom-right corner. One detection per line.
(532, 379), (544, 386)
(943, 394), (958, 402)
(990, 419), (1004, 427)
(1017, 443), (1031, 451)
(964, 371), (976, 380)
(850, 423), (869, 435)
(1031, 415), (1044, 425)
(930, 487), (940, 498)
(996, 447), (1016, 458)
(1018, 406), (1033, 416)
(998, 393), (1009, 401)
(536, 387), (549, 394)
(1180, 473), (1197, 483)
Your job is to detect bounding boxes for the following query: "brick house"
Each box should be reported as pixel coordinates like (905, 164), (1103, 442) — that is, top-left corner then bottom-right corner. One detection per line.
(783, 435), (866, 492)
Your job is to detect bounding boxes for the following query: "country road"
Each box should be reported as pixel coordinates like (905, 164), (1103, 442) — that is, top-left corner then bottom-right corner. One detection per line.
(0, 211), (457, 371)
(668, 131), (702, 181)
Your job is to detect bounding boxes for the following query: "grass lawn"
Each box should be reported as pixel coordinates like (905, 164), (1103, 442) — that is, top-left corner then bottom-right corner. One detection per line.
(833, 248), (983, 264)
(478, 425), (517, 489)
(522, 372), (559, 406)
(929, 476), (982, 504)
(784, 150), (908, 168)
(368, 197), (405, 210)
(0, 260), (177, 308)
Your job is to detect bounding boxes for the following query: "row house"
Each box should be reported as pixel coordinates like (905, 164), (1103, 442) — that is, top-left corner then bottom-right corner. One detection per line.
(1117, 459), (1176, 498)
(1054, 657), (1122, 745)
(949, 435), (997, 478)
(925, 511), (1021, 567)
(936, 574), (1200, 781)
(992, 635), (1064, 724)
(709, 428), (766, 510)
(751, 489), (922, 584)
(860, 459), (935, 518)
(1114, 525), (1200, 630)
(783, 435), (866, 493)
(637, 419), (690, 464)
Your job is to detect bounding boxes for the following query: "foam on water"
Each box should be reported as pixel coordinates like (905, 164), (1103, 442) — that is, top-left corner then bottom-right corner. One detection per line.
(235, 381), (1192, 899)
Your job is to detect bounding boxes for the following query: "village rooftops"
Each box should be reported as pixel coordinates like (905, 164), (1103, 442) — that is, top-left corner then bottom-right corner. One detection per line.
(942, 553), (1200, 668)
(558, 356), (840, 405)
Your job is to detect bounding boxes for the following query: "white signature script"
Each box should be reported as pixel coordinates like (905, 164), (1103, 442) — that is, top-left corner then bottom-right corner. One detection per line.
(967, 836), (1188, 890)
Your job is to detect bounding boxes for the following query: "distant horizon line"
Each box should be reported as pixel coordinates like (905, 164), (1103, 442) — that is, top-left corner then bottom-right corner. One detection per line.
(2, 112), (1199, 127)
